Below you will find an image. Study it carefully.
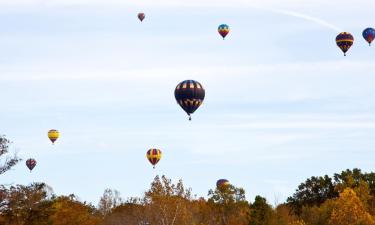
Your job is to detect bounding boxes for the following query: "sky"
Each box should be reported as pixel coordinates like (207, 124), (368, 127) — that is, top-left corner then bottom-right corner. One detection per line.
(1, 0), (375, 206)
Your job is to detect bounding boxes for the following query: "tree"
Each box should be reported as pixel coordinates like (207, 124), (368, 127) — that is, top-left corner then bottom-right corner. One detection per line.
(334, 169), (375, 197)
(286, 169), (375, 215)
(208, 183), (250, 225)
(143, 175), (193, 225)
(249, 196), (273, 225)
(329, 188), (375, 225)
(103, 198), (147, 225)
(0, 135), (21, 175)
(98, 188), (122, 216)
(287, 175), (337, 214)
(51, 195), (102, 225)
(0, 183), (54, 225)
(299, 200), (336, 225)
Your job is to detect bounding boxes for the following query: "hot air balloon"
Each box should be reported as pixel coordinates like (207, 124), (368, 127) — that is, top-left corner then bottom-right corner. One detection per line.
(26, 158), (36, 172)
(174, 80), (205, 121)
(336, 32), (354, 56)
(138, 13), (145, 22)
(146, 148), (162, 169)
(363, 28), (375, 46)
(218, 24), (230, 39)
(216, 179), (230, 188)
(48, 129), (59, 144)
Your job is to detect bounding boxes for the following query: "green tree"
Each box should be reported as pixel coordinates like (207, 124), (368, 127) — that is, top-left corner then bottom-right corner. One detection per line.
(208, 183), (250, 225)
(249, 196), (273, 225)
(287, 175), (337, 214)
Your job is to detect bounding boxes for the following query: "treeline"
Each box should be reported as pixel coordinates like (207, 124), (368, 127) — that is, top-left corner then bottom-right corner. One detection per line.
(2, 169), (375, 225)
(2, 136), (375, 225)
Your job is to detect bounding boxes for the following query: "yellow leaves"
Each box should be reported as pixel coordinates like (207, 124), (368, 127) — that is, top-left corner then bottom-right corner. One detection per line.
(288, 219), (306, 225)
(51, 196), (102, 225)
(328, 188), (375, 225)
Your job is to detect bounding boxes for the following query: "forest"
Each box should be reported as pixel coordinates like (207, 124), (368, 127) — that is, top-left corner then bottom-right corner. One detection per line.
(2, 135), (375, 225)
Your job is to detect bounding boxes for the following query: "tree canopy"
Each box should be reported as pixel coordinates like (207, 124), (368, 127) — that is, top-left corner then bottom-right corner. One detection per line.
(2, 169), (375, 225)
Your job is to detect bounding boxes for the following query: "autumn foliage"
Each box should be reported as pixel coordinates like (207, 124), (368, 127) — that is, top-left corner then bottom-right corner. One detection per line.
(2, 169), (375, 225)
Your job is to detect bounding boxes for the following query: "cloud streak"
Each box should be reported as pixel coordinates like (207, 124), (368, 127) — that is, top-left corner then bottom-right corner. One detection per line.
(263, 8), (342, 32)
(0, 0), (342, 32)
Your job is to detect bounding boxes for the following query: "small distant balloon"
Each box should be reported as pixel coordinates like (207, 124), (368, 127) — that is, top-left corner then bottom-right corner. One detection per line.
(138, 13), (145, 22)
(174, 80), (205, 121)
(26, 158), (37, 172)
(216, 179), (230, 188)
(146, 148), (162, 169)
(336, 32), (354, 56)
(363, 28), (375, 46)
(218, 24), (230, 39)
(48, 129), (60, 145)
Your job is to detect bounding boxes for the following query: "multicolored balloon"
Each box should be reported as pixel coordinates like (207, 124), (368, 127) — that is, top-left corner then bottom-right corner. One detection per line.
(216, 179), (230, 188)
(48, 129), (60, 144)
(146, 148), (162, 169)
(218, 24), (230, 39)
(26, 158), (37, 172)
(174, 80), (205, 121)
(363, 28), (375, 46)
(138, 13), (145, 22)
(336, 32), (354, 56)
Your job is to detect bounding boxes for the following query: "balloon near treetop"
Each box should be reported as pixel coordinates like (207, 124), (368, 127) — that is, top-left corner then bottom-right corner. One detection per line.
(363, 28), (375, 46)
(216, 179), (230, 188)
(174, 80), (205, 121)
(26, 158), (37, 172)
(48, 129), (60, 144)
(336, 32), (354, 56)
(146, 148), (162, 169)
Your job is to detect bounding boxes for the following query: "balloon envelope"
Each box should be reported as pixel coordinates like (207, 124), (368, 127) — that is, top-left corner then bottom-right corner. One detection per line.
(146, 149), (162, 168)
(336, 32), (354, 56)
(363, 28), (375, 46)
(26, 158), (37, 171)
(48, 129), (60, 144)
(216, 179), (230, 188)
(218, 24), (230, 39)
(174, 80), (205, 120)
(138, 13), (145, 22)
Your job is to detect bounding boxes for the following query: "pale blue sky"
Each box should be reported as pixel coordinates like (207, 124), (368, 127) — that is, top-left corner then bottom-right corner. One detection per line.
(1, 0), (375, 205)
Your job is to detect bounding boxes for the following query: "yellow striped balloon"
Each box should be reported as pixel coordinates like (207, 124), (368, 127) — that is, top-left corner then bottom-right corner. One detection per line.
(146, 148), (162, 169)
(48, 129), (60, 144)
(336, 32), (354, 56)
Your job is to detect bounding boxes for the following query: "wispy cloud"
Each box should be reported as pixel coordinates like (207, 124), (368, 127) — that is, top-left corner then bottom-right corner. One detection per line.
(262, 8), (342, 32)
(0, 0), (344, 32)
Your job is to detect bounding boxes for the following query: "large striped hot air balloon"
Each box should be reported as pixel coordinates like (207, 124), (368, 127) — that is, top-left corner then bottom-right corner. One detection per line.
(174, 80), (205, 121)
(363, 28), (375, 46)
(336, 32), (354, 56)
(146, 148), (162, 169)
(26, 158), (37, 172)
(218, 24), (230, 39)
(48, 129), (60, 145)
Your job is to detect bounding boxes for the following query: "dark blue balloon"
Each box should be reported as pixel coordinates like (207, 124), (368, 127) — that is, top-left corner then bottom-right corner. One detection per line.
(363, 28), (375, 46)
